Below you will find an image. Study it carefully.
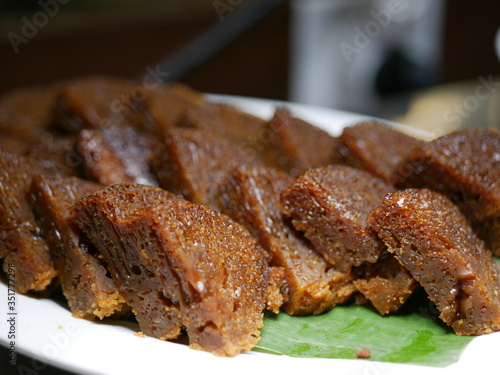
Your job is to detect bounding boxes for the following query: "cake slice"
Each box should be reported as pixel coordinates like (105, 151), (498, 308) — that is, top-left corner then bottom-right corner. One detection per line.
(54, 75), (136, 132)
(130, 82), (205, 135)
(397, 129), (500, 256)
(151, 128), (262, 209)
(74, 183), (182, 340)
(265, 107), (342, 176)
(339, 121), (424, 185)
(76, 124), (158, 186)
(179, 102), (279, 169)
(139, 200), (271, 356)
(280, 165), (394, 272)
(75, 184), (272, 356)
(180, 102), (266, 144)
(30, 175), (126, 320)
(0, 83), (61, 143)
(217, 165), (355, 315)
(368, 188), (500, 335)
(26, 135), (80, 177)
(0, 149), (57, 293)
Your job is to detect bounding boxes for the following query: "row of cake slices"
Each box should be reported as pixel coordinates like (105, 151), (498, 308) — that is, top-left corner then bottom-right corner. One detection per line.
(0, 76), (499, 356)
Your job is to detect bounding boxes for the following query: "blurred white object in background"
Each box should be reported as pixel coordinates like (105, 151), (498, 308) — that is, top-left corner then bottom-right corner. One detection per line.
(289, 0), (446, 117)
(496, 26), (500, 61)
(396, 25), (500, 136)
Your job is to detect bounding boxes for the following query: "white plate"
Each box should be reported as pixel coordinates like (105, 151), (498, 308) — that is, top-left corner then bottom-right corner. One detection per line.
(1, 96), (498, 375)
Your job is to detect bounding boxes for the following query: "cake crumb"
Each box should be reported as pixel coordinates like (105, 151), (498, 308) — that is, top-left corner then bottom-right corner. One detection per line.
(134, 332), (146, 338)
(355, 348), (371, 358)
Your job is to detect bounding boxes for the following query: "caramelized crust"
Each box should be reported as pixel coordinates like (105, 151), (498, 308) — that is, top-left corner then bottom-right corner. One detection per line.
(280, 165), (393, 272)
(397, 129), (500, 256)
(218, 165), (355, 315)
(30, 175), (126, 319)
(339, 121), (424, 185)
(368, 188), (500, 335)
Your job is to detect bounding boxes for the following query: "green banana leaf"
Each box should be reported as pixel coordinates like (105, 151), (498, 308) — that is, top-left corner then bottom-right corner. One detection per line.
(254, 250), (500, 367)
(254, 291), (474, 367)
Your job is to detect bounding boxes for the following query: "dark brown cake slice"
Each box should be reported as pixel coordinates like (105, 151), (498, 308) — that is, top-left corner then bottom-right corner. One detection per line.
(0, 149), (57, 293)
(76, 185), (271, 356)
(280, 165), (394, 272)
(353, 251), (418, 315)
(217, 165), (355, 315)
(54, 75), (136, 132)
(0, 83), (61, 143)
(151, 128), (263, 209)
(130, 82), (205, 135)
(141, 200), (271, 356)
(339, 121), (424, 185)
(180, 102), (266, 143)
(26, 135), (80, 177)
(30, 175), (126, 320)
(368, 188), (500, 335)
(74, 183), (182, 340)
(397, 129), (500, 256)
(179, 102), (279, 169)
(265, 107), (342, 177)
(75, 124), (158, 186)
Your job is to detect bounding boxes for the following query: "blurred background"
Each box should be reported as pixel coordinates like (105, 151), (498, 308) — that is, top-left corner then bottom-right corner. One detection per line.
(0, 0), (499, 136)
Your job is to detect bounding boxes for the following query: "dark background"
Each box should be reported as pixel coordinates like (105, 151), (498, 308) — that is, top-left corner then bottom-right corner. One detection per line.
(0, 0), (498, 100)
